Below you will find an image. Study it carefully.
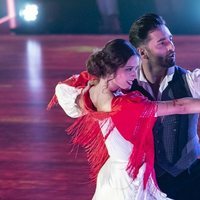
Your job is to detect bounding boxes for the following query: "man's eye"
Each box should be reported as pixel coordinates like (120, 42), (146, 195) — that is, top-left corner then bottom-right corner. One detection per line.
(159, 41), (165, 45)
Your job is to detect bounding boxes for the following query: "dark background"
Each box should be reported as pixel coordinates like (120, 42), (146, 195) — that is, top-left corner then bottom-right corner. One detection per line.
(1, 0), (200, 34)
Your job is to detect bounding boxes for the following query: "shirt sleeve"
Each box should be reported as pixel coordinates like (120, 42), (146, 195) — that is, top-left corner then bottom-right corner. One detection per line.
(186, 68), (200, 98)
(55, 83), (83, 118)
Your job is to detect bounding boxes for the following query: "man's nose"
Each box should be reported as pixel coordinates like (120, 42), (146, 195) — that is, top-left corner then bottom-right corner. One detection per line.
(168, 40), (175, 51)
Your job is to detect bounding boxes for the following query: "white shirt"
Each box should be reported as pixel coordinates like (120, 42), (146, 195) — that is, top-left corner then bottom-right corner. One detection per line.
(136, 66), (200, 100)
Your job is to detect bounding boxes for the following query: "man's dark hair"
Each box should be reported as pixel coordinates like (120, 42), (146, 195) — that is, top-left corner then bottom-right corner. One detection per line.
(129, 13), (166, 48)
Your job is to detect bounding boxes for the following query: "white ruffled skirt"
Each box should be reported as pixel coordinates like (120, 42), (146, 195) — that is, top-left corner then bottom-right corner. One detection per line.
(92, 158), (172, 200)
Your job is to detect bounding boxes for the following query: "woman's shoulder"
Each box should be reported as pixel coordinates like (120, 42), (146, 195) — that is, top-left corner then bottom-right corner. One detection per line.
(113, 90), (148, 105)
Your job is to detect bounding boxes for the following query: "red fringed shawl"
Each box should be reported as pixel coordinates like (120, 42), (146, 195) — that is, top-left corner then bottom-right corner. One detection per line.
(111, 92), (158, 188)
(48, 71), (158, 189)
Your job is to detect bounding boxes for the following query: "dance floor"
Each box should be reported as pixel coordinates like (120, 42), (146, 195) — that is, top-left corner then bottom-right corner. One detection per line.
(0, 34), (200, 200)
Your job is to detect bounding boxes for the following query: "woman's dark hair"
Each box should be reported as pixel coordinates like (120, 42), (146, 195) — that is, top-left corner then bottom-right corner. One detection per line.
(129, 13), (166, 48)
(86, 39), (139, 78)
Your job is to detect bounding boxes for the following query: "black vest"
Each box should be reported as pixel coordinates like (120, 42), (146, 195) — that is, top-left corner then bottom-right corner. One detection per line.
(132, 66), (200, 176)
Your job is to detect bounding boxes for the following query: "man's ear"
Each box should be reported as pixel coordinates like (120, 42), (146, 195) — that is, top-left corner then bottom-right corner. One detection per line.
(137, 47), (148, 59)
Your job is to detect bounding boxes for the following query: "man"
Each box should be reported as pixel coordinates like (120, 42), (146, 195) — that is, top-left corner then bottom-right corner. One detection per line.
(129, 13), (200, 199)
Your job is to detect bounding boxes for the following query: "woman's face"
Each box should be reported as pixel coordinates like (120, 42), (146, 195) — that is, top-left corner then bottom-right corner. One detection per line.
(109, 55), (140, 91)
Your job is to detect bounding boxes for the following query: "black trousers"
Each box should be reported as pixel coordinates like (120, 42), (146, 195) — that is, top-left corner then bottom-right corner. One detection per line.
(157, 160), (200, 200)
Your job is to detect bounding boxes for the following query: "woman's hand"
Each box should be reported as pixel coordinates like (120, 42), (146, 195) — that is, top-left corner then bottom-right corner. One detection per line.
(75, 80), (99, 112)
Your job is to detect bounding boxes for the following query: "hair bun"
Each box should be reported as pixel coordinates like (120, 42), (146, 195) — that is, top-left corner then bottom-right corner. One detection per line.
(86, 50), (108, 77)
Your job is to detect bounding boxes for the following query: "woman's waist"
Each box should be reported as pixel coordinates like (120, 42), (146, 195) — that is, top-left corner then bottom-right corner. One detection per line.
(107, 157), (146, 171)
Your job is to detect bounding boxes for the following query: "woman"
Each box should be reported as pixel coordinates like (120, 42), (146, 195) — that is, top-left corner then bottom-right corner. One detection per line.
(48, 39), (200, 200)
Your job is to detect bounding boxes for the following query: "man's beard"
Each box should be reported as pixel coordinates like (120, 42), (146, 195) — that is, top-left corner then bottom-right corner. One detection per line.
(157, 53), (176, 68)
(165, 51), (176, 68)
(164, 58), (176, 68)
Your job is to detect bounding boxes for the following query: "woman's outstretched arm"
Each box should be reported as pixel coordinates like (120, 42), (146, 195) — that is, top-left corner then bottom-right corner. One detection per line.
(157, 97), (200, 117)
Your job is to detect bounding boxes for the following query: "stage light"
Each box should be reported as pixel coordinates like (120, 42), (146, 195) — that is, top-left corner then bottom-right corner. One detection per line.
(19, 4), (39, 22)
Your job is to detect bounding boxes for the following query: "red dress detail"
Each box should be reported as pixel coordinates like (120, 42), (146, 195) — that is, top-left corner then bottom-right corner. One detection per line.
(67, 86), (158, 188)
(67, 88), (114, 182)
(49, 71), (158, 189)
(111, 92), (158, 188)
(47, 71), (96, 110)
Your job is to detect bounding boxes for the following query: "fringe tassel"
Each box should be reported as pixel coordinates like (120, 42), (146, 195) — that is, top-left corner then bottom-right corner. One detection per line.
(67, 114), (114, 182)
(126, 102), (157, 189)
(47, 95), (58, 110)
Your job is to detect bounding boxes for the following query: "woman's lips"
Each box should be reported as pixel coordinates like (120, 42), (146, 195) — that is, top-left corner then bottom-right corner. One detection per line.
(127, 80), (134, 85)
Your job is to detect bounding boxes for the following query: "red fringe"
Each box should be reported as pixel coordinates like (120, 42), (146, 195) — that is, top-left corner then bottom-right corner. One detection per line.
(47, 95), (58, 110)
(67, 113), (114, 182)
(111, 92), (158, 189)
(48, 69), (159, 189)
(127, 102), (157, 188)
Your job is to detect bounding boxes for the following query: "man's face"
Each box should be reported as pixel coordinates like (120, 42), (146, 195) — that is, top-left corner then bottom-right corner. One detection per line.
(144, 25), (176, 69)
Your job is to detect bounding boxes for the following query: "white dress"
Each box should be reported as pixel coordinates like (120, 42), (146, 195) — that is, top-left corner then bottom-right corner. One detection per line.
(91, 118), (171, 200)
(55, 83), (173, 200)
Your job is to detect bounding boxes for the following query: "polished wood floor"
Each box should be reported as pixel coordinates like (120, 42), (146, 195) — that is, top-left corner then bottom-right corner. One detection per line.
(0, 34), (200, 200)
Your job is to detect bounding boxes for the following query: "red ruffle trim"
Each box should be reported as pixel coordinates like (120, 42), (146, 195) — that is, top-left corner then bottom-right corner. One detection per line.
(47, 71), (96, 110)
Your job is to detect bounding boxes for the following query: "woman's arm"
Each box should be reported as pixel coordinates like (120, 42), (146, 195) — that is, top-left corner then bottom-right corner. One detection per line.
(157, 97), (200, 117)
(55, 83), (84, 118)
